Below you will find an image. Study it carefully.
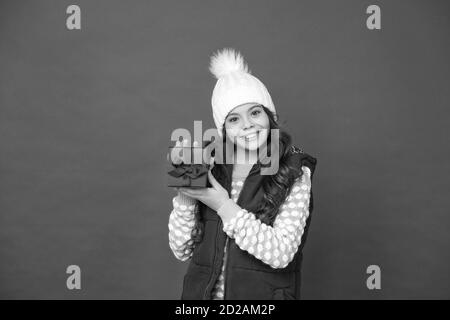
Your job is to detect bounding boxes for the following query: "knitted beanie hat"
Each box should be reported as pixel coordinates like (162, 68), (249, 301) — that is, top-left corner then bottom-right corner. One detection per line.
(209, 48), (277, 137)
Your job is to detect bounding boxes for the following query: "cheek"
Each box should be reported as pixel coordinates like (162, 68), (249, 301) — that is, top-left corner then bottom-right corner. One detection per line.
(259, 129), (269, 141)
(224, 126), (239, 141)
(255, 114), (270, 129)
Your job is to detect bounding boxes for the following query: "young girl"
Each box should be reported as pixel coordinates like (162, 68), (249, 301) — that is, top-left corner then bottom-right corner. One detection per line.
(168, 48), (317, 300)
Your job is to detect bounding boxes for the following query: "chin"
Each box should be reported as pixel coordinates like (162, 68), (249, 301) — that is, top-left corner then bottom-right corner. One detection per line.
(237, 142), (259, 151)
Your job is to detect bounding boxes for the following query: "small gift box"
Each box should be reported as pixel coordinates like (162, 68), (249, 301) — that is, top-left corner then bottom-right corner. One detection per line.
(167, 146), (210, 188)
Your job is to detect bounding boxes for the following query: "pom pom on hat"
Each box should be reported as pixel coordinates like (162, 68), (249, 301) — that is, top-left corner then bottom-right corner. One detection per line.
(209, 48), (250, 79)
(209, 48), (277, 137)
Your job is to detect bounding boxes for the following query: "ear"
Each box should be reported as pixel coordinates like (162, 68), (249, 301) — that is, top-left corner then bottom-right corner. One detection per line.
(273, 112), (278, 122)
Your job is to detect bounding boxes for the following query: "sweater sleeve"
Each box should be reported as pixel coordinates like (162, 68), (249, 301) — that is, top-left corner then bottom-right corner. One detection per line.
(220, 166), (312, 269)
(168, 192), (198, 261)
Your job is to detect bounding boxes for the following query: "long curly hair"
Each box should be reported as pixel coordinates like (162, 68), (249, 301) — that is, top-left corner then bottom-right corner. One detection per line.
(191, 106), (304, 244)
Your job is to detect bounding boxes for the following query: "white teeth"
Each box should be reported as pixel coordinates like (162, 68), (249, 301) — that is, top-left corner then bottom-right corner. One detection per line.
(243, 132), (258, 141)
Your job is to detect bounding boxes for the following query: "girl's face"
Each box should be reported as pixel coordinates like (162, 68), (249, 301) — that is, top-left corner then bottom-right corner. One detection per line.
(224, 103), (270, 152)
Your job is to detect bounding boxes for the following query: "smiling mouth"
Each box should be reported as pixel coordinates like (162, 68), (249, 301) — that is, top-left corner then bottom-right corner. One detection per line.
(241, 131), (259, 142)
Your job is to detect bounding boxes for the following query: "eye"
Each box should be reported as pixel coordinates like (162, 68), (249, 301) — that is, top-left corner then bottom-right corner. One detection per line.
(228, 116), (238, 123)
(251, 109), (261, 116)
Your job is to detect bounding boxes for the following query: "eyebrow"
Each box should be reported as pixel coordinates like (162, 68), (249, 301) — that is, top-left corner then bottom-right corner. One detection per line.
(227, 104), (262, 117)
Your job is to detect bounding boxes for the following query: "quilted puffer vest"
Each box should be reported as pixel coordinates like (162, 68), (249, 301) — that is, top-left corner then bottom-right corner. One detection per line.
(181, 146), (317, 300)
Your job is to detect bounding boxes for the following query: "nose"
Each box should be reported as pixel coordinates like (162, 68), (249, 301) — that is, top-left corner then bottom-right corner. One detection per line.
(242, 115), (254, 130)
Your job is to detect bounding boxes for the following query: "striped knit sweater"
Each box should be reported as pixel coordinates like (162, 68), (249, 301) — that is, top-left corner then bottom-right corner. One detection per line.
(168, 164), (312, 299)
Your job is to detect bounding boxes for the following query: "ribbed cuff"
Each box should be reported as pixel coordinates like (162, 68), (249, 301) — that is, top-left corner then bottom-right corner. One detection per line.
(175, 192), (197, 206)
(217, 199), (241, 225)
(222, 208), (247, 237)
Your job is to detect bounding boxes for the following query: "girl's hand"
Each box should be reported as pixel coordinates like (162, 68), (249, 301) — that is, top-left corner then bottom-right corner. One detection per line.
(177, 170), (229, 212)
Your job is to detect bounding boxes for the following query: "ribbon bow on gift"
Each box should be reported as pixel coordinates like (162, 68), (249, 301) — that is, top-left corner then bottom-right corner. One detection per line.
(168, 164), (210, 186)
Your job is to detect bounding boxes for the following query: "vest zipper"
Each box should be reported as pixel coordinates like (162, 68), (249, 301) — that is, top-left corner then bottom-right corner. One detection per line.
(203, 217), (223, 300)
(222, 236), (230, 299)
(223, 165), (257, 300)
